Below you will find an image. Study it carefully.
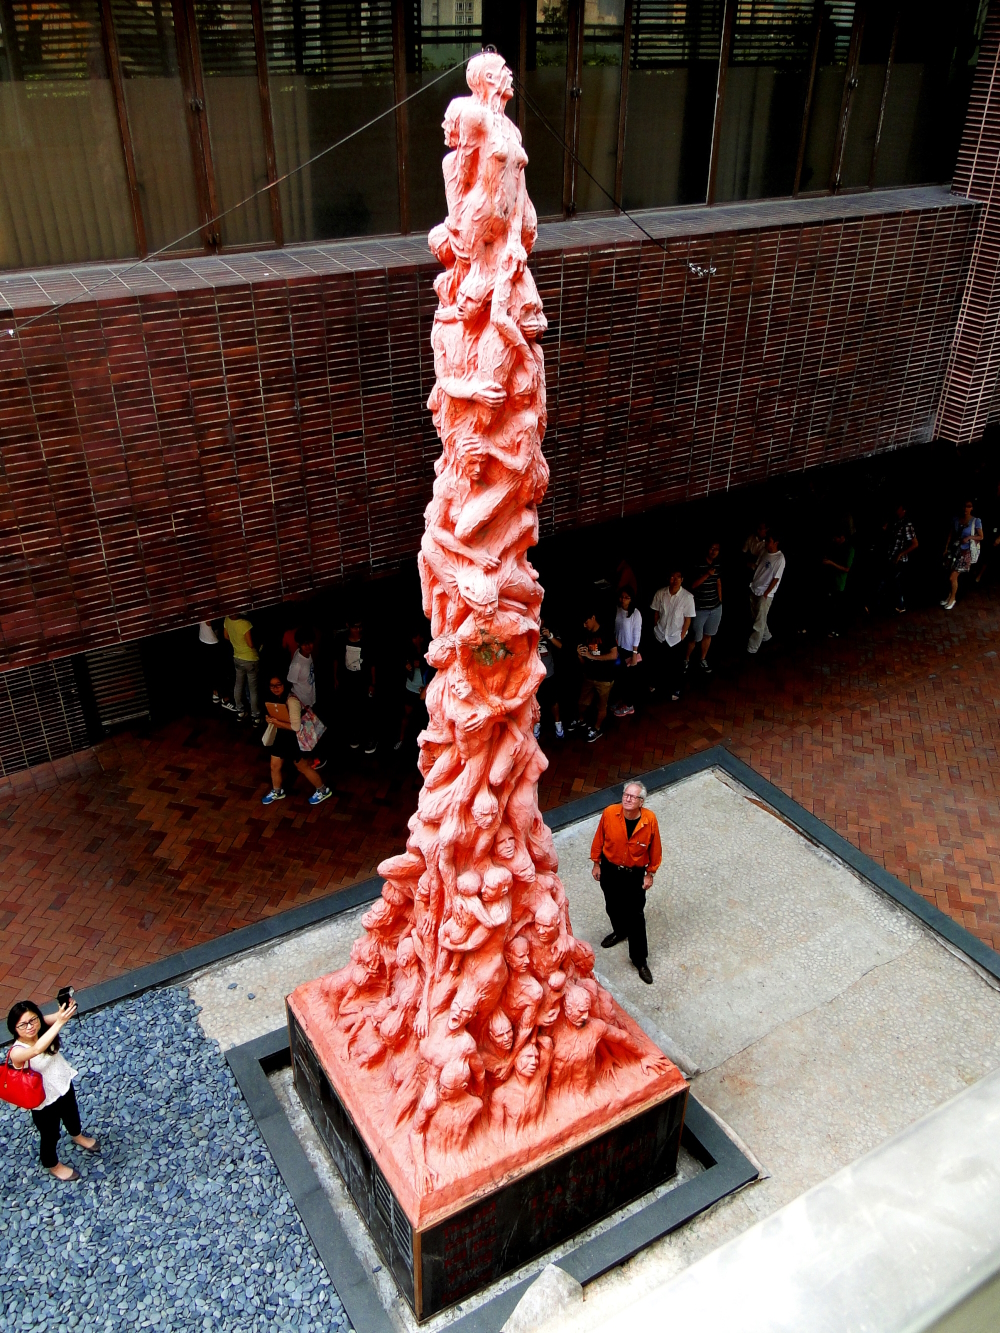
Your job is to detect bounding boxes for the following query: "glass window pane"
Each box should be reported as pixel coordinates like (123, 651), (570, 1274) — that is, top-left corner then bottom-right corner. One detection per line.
(714, 0), (816, 203)
(575, 0), (624, 214)
(798, 0), (854, 193)
(621, 0), (724, 210)
(838, 0), (895, 189)
(873, 0), (986, 188)
(0, 0), (137, 268)
(405, 1), (482, 236)
(522, 1), (569, 219)
(262, 0), (398, 241)
(111, 0), (203, 253)
(195, 0), (272, 246)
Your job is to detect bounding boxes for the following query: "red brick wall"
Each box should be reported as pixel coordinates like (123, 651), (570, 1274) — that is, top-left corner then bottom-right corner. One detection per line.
(0, 188), (977, 669)
(938, 7), (1000, 442)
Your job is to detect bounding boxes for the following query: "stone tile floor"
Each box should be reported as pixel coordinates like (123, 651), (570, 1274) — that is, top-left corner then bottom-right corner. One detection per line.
(2, 588), (999, 1013)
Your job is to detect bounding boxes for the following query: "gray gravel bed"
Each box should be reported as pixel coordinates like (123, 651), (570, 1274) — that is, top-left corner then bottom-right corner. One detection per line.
(0, 988), (348, 1333)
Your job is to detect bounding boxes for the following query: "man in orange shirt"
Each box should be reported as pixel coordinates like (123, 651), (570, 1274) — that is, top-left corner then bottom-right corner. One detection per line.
(590, 781), (662, 985)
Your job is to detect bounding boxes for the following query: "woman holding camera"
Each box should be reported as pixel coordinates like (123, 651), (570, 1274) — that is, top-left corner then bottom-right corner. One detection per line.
(7, 998), (98, 1181)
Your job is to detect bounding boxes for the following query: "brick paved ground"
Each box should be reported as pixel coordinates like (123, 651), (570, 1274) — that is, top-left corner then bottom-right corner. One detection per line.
(2, 589), (998, 1013)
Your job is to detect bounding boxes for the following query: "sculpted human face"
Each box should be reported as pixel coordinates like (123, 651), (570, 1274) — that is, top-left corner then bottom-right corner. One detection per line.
(495, 831), (516, 860)
(515, 1045), (539, 1077)
(621, 785), (644, 818)
(536, 918), (557, 943)
(449, 997), (475, 1031)
(566, 998), (590, 1028)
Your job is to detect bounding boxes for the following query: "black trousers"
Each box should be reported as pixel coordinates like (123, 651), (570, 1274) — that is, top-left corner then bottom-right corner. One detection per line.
(32, 1085), (81, 1167)
(600, 857), (648, 966)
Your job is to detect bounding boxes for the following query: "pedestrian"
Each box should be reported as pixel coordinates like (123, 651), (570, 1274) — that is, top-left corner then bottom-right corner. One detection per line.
(396, 632), (430, 751)
(261, 675), (333, 806)
(198, 619), (232, 711)
(335, 619), (377, 754)
(535, 619), (564, 739)
(942, 499), (983, 611)
(685, 541), (723, 676)
(223, 611), (261, 724)
(743, 520), (769, 572)
(612, 589), (642, 719)
(287, 627), (318, 709)
(877, 503), (918, 613)
(821, 530), (854, 637)
(569, 610), (618, 743)
(7, 997), (99, 1182)
(590, 781), (662, 985)
(747, 534), (785, 654)
(649, 570), (694, 701)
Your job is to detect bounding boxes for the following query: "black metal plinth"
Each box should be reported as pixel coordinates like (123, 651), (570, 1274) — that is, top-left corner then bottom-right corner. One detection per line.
(289, 1010), (688, 1321)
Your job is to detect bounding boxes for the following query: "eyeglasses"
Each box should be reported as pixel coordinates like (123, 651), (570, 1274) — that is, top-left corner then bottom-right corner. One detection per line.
(15, 1016), (39, 1032)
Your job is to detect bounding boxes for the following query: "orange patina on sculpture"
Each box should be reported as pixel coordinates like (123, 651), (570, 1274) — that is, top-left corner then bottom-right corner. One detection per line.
(288, 53), (687, 1233)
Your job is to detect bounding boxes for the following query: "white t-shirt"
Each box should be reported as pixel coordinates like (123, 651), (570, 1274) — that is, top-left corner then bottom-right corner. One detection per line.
(649, 586), (695, 646)
(287, 650), (316, 707)
(751, 550), (786, 597)
(198, 621), (218, 645)
(615, 607), (642, 653)
(12, 1042), (78, 1109)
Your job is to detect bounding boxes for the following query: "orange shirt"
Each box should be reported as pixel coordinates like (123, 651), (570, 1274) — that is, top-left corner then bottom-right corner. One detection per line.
(590, 804), (662, 873)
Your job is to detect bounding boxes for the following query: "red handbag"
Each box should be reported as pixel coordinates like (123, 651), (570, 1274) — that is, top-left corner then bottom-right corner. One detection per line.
(0, 1049), (45, 1109)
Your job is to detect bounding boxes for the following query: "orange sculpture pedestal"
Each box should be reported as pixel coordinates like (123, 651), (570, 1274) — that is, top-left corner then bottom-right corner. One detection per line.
(288, 986), (687, 1320)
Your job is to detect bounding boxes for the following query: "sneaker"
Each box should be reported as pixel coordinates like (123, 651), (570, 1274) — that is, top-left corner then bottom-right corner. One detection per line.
(221, 701), (239, 713)
(940, 598), (951, 606)
(682, 658), (690, 673)
(747, 646), (758, 655)
(566, 719), (585, 734)
(212, 692), (221, 705)
(364, 741), (377, 755)
(251, 715), (262, 726)
(586, 727), (603, 743)
(350, 741), (360, 750)
(944, 599), (956, 611)
(554, 722), (564, 738)
(261, 788), (286, 805)
(237, 711), (249, 722)
(621, 704), (635, 716)
(394, 739), (404, 751)
(671, 690), (681, 702)
(699, 659), (712, 675)
(533, 722), (541, 738)
(308, 786), (333, 806)
(613, 703), (629, 718)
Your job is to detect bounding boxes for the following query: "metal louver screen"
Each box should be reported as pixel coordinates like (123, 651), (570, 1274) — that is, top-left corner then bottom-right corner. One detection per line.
(109, 0), (184, 78)
(0, 660), (91, 777)
(3, 0), (107, 80)
(261, 0), (393, 81)
(84, 644), (151, 729)
(732, 1), (818, 64)
(631, 0), (725, 67)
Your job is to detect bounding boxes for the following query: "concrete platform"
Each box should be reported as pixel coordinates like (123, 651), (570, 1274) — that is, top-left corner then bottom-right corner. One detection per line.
(190, 766), (1000, 1325)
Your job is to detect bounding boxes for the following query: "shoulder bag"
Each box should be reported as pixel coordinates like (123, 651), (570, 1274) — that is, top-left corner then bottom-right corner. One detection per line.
(0, 1049), (45, 1110)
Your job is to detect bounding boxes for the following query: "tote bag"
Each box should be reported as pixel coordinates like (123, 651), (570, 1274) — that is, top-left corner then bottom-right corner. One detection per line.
(296, 708), (327, 752)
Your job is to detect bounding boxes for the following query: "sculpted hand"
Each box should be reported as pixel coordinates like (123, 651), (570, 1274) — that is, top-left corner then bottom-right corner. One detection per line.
(471, 381), (506, 408)
(413, 1005), (429, 1039)
(418, 915), (436, 940)
(641, 1055), (672, 1077)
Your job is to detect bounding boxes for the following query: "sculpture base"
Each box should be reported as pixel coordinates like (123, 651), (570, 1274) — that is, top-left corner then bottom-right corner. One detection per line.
(287, 997), (688, 1321)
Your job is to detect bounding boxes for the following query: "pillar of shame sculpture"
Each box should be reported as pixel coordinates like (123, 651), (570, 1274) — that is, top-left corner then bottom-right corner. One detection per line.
(287, 53), (688, 1316)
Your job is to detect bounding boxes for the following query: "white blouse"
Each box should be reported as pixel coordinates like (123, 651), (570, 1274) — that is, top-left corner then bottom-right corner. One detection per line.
(616, 607), (643, 653)
(12, 1042), (78, 1108)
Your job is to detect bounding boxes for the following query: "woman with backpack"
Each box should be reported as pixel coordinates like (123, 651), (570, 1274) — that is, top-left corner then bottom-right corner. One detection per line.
(6, 997), (98, 1181)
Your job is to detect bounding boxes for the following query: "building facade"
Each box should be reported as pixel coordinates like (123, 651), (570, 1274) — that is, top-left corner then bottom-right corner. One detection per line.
(3, 0), (1000, 772)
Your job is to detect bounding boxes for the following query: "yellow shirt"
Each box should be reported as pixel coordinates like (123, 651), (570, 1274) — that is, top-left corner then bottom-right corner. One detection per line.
(224, 617), (257, 662)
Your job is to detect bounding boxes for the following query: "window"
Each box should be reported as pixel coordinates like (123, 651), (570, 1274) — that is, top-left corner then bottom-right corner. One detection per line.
(796, 0), (854, 193)
(714, 0), (818, 203)
(521, 1), (570, 218)
(110, 0), (203, 253)
(621, 0), (724, 210)
(574, 0), (625, 214)
(403, 0), (482, 235)
(0, 0), (137, 267)
(262, 0), (399, 242)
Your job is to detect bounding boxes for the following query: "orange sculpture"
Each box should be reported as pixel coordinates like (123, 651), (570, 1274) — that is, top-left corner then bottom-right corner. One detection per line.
(288, 53), (686, 1233)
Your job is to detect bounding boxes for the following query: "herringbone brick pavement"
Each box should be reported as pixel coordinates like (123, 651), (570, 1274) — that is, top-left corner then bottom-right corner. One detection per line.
(2, 591), (998, 1012)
